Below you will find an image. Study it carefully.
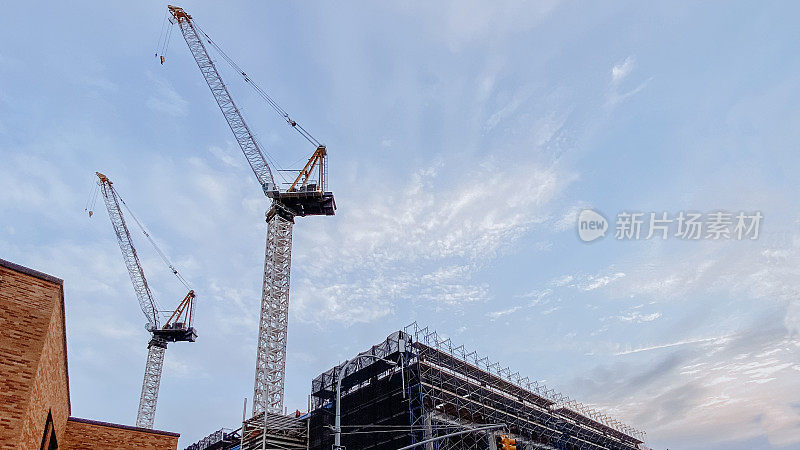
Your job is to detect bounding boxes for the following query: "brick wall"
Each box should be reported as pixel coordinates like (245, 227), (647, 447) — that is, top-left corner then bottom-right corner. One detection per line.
(64, 418), (179, 450)
(0, 259), (180, 449)
(0, 261), (70, 449)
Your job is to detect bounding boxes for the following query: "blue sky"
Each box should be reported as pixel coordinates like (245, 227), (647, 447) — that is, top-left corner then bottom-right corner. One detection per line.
(2, 1), (800, 448)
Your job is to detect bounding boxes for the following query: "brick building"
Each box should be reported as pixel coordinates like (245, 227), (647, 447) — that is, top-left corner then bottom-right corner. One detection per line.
(0, 258), (180, 449)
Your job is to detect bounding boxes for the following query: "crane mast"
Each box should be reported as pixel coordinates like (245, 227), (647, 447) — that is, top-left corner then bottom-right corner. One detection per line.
(96, 172), (197, 429)
(167, 5), (335, 416)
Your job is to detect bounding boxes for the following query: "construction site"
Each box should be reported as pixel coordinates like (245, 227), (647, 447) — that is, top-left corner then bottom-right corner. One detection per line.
(179, 325), (646, 450)
(0, 4), (652, 450)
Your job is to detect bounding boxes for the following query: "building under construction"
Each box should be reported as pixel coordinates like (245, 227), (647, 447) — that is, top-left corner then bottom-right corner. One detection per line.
(187, 323), (647, 450)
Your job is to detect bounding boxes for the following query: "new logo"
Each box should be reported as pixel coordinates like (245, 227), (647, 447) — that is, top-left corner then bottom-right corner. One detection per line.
(577, 209), (608, 242)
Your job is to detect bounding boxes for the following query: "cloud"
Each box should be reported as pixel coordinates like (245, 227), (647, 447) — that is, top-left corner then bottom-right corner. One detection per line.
(617, 311), (662, 324)
(401, 0), (562, 51)
(553, 205), (584, 232)
(611, 56), (635, 84)
(583, 321), (800, 448)
(580, 272), (627, 291)
(146, 73), (188, 117)
(615, 335), (725, 356)
(208, 143), (244, 168)
(570, 236), (800, 447)
(516, 288), (552, 305)
(488, 305), (522, 320)
(606, 56), (651, 107)
(290, 148), (572, 325)
(544, 271), (626, 292)
(606, 78), (652, 108)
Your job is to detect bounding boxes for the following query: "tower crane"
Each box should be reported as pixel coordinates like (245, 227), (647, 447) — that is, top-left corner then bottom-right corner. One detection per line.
(166, 5), (335, 416)
(168, 6), (336, 415)
(95, 172), (197, 429)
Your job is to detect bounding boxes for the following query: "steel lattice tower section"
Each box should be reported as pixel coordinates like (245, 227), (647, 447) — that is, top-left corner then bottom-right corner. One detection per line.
(138, 339), (168, 428)
(254, 212), (293, 414)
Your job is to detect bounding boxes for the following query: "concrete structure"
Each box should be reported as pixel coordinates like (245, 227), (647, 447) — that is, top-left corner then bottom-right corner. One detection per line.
(0, 258), (180, 449)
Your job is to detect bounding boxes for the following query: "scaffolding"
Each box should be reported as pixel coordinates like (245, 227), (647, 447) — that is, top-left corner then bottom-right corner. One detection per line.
(239, 412), (308, 450)
(185, 413), (307, 450)
(308, 324), (647, 450)
(185, 428), (240, 450)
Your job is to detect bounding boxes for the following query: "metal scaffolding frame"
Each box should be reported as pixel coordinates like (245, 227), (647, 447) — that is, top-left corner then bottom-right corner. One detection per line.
(185, 428), (240, 450)
(308, 324), (647, 450)
(239, 411), (308, 450)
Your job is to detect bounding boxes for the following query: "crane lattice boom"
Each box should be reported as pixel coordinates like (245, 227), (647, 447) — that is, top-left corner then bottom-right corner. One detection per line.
(97, 172), (161, 329)
(168, 6), (277, 196)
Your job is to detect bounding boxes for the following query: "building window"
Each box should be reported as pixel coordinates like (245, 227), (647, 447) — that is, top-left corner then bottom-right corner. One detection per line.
(40, 411), (58, 450)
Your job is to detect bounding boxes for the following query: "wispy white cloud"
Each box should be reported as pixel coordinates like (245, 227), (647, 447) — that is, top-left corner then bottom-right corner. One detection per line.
(208, 143), (244, 168)
(516, 288), (552, 305)
(617, 311), (662, 323)
(402, 0), (562, 51)
(615, 335), (725, 355)
(544, 271), (626, 292)
(292, 146), (572, 325)
(580, 272), (626, 291)
(146, 73), (188, 117)
(577, 236), (800, 446)
(606, 78), (652, 108)
(606, 55), (651, 108)
(611, 56), (635, 84)
(488, 305), (522, 320)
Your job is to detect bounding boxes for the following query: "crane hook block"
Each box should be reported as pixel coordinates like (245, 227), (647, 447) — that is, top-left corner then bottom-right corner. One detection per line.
(160, 55), (166, 65)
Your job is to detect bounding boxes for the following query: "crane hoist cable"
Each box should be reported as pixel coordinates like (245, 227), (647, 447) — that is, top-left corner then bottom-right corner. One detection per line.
(85, 176), (101, 217)
(156, 10), (175, 64)
(155, 11), (168, 59)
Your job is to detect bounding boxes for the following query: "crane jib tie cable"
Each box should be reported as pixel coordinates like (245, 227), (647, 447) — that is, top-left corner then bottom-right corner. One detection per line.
(115, 187), (192, 291)
(193, 23), (321, 148)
